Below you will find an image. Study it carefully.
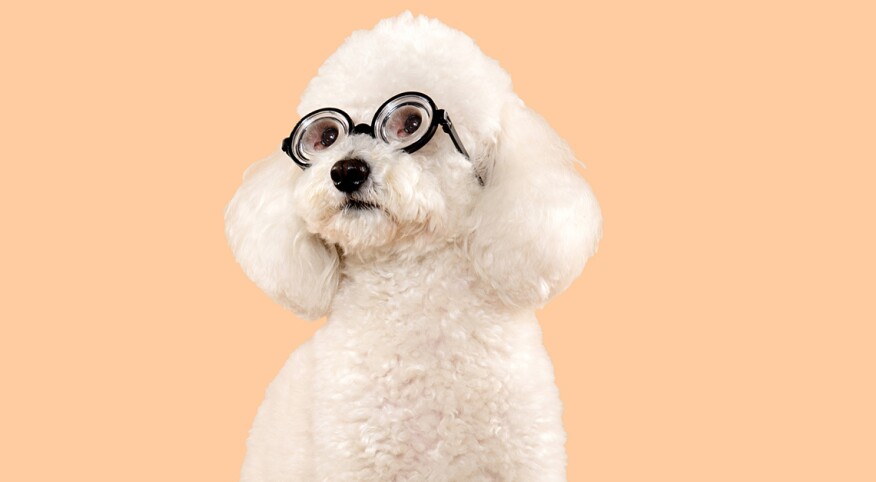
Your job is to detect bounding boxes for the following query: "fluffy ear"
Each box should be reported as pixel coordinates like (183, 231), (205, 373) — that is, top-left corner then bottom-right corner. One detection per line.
(225, 150), (340, 320)
(467, 99), (603, 309)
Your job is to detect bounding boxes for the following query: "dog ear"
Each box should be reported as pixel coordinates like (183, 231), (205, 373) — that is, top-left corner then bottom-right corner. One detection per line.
(225, 150), (340, 320)
(467, 99), (603, 309)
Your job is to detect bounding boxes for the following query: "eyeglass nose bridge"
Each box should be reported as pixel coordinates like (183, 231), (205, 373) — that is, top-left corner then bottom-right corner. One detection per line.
(351, 123), (373, 136)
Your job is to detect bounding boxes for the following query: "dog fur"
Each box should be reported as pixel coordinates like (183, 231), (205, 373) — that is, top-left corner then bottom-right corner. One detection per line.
(225, 12), (602, 481)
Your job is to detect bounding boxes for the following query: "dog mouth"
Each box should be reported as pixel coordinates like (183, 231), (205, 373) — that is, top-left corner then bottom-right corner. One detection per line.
(336, 197), (399, 225)
(343, 199), (380, 211)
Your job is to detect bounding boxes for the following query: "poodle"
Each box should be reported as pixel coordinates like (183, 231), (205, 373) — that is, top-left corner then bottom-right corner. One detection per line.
(225, 12), (602, 482)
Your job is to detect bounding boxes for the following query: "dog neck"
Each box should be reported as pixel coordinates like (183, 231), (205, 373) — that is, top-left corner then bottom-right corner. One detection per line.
(339, 234), (461, 271)
(331, 238), (485, 322)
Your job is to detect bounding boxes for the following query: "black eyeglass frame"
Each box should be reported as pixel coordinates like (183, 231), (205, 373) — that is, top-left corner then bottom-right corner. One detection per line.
(281, 91), (470, 169)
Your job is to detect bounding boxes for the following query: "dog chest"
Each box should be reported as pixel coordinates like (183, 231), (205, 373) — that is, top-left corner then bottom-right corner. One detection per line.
(308, 311), (564, 480)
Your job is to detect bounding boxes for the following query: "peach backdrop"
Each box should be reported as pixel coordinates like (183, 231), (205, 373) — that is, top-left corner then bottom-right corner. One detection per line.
(2, 1), (874, 480)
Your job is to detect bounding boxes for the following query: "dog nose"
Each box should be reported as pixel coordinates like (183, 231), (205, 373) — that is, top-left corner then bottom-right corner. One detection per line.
(330, 158), (370, 193)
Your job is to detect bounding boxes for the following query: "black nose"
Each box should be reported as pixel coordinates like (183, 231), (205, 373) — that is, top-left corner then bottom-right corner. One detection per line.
(330, 158), (370, 193)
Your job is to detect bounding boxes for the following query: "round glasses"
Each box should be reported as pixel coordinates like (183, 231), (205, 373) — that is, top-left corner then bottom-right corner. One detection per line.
(282, 92), (469, 169)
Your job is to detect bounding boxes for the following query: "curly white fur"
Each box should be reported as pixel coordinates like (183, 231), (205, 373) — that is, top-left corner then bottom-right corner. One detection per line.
(225, 12), (602, 481)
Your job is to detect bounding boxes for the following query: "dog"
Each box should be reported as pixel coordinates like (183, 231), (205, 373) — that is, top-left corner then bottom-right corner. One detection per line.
(225, 12), (602, 481)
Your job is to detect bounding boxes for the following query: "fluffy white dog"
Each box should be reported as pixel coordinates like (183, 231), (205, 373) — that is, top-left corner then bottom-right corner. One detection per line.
(225, 12), (602, 481)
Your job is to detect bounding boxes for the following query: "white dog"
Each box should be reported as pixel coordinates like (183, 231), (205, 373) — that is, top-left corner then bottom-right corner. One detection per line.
(225, 12), (602, 481)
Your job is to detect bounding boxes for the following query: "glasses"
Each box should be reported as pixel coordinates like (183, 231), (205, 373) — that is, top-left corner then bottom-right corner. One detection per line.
(282, 92), (470, 169)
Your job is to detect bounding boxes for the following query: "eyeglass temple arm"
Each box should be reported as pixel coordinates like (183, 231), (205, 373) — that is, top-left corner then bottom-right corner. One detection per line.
(436, 110), (470, 160)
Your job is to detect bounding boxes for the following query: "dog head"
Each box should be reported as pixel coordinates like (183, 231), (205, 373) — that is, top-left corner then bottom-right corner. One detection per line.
(225, 13), (602, 318)
(288, 14), (512, 254)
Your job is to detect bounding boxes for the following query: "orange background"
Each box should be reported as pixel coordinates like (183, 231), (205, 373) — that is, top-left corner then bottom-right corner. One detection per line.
(2, 1), (874, 480)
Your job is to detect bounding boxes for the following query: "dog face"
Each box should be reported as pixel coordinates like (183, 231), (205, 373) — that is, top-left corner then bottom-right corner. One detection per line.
(225, 13), (602, 319)
(288, 94), (482, 253)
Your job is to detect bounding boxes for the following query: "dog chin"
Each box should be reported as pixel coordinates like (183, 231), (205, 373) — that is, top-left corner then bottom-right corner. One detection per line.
(319, 202), (399, 251)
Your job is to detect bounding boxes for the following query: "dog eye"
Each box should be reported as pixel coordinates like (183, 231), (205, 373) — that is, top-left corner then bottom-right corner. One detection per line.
(386, 106), (425, 139)
(299, 117), (347, 158)
(403, 113), (421, 135)
(379, 104), (431, 148)
(320, 127), (339, 147)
